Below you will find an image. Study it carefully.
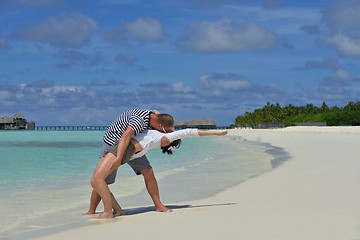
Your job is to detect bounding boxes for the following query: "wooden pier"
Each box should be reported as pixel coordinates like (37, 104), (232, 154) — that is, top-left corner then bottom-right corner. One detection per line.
(35, 126), (107, 131)
(34, 126), (230, 131)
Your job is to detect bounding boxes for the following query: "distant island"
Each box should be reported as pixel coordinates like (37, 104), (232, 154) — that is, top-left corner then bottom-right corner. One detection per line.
(0, 113), (35, 130)
(235, 101), (360, 128)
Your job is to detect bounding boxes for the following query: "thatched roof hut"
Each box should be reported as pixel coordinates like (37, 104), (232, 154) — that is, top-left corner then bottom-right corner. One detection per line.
(175, 119), (217, 129)
(0, 113), (34, 130)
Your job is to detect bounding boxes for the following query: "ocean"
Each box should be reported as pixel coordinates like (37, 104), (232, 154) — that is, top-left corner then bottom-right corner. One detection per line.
(0, 130), (287, 239)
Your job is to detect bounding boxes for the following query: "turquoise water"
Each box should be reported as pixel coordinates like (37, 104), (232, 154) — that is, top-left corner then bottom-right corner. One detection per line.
(0, 131), (285, 239)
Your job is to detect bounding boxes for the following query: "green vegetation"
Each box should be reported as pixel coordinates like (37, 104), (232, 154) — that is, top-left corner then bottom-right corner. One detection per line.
(235, 101), (360, 127)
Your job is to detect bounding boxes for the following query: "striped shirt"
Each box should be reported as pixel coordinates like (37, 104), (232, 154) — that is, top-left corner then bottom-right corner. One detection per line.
(103, 109), (152, 146)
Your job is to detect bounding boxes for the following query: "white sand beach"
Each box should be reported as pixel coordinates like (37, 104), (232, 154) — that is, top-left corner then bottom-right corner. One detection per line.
(34, 127), (360, 240)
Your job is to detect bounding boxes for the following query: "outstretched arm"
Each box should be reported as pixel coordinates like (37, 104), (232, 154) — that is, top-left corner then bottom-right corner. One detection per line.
(161, 129), (228, 146)
(197, 130), (228, 136)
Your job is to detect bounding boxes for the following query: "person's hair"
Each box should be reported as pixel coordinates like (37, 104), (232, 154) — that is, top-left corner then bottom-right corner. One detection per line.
(161, 139), (181, 155)
(158, 114), (174, 128)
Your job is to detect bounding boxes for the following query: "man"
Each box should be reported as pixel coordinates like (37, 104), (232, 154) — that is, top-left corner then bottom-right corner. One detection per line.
(86, 109), (174, 218)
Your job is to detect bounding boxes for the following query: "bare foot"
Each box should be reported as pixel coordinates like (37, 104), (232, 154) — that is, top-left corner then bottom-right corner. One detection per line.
(83, 210), (96, 215)
(113, 210), (126, 217)
(156, 204), (173, 212)
(96, 212), (114, 219)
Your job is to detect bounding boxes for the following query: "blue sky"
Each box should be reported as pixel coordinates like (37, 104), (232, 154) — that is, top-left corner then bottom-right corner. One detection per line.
(1, 0), (360, 126)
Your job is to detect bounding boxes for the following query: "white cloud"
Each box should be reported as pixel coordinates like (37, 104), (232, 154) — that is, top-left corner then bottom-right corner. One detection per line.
(317, 0), (360, 57)
(14, 12), (98, 48)
(123, 17), (164, 41)
(173, 82), (193, 93)
(199, 73), (251, 90)
(177, 18), (277, 53)
(103, 17), (164, 45)
(196, 73), (285, 103)
(323, 33), (360, 56)
(138, 81), (197, 103)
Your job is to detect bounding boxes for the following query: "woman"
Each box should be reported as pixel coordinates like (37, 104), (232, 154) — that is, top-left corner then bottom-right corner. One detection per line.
(91, 128), (228, 218)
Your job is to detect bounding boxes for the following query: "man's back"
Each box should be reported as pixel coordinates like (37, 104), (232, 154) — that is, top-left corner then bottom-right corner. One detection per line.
(103, 109), (151, 145)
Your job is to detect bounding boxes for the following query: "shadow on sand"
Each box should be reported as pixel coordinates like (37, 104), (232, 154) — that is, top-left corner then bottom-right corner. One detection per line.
(123, 202), (237, 215)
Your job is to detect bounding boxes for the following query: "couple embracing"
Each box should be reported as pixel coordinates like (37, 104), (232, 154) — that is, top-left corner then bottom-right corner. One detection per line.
(86, 108), (227, 219)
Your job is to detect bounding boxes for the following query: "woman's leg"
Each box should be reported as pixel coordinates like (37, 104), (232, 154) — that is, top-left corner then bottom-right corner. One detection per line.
(91, 153), (118, 218)
(110, 192), (125, 216)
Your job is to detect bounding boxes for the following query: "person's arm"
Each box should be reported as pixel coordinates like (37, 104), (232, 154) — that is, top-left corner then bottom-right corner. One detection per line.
(109, 126), (135, 173)
(197, 130), (228, 136)
(160, 129), (228, 146)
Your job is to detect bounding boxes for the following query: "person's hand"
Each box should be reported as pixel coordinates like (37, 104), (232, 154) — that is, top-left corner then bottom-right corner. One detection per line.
(109, 158), (121, 173)
(218, 130), (228, 136)
(161, 136), (171, 147)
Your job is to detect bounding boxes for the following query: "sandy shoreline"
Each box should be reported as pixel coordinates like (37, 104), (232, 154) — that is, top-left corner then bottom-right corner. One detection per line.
(33, 126), (360, 240)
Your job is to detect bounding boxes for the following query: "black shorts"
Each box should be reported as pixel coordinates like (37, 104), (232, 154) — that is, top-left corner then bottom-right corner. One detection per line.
(99, 142), (152, 184)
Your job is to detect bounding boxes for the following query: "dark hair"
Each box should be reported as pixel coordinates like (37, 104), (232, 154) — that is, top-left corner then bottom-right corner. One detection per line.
(158, 114), (174, 128)
(161, 139), (181, 155)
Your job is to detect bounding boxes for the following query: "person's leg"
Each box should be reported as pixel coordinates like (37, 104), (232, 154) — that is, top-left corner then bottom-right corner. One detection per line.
(86, 159), (118, 215)
(91, 153), (119, 218)
(86, 188), (123, 216)
(110, 192), (125, 216)
(87, 142), (135, 216)
(139, 167), (172, 212)
(87, 141), (120, 216)
(85, 189), (102, 215)
(128, 156), (172, 212)
(85, 154), (105, 215)
(86, 143), (113, 215)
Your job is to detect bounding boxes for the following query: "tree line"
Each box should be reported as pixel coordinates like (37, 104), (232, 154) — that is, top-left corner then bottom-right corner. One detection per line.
(235, 101), (360, 127)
